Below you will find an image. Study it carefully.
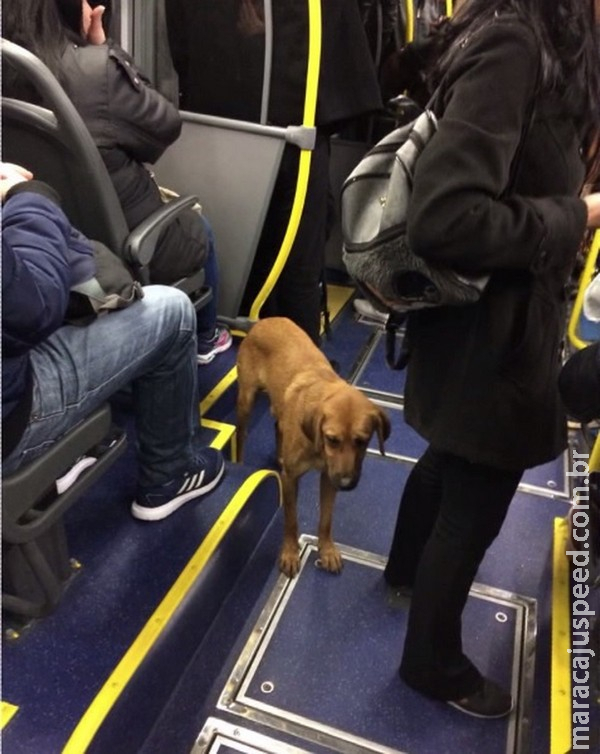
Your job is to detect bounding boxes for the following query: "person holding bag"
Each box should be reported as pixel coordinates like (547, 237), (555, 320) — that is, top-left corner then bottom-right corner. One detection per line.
(382, 0), (600, 718)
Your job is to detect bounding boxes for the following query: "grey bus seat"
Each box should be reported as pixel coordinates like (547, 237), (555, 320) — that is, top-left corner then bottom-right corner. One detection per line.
(0, 38), (211, 310)
(2, 405), (127, 621)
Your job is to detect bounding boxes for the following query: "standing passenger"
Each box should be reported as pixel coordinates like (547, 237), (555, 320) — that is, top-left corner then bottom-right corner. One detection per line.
(165, 0), (383, 344)
(3, 0), (232, 365)
(240, 0), (383, 343)
(381, 0), (600, 717)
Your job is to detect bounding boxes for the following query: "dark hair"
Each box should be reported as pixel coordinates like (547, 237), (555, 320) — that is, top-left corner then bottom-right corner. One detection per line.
(430, 0), (600, 179)
(2, 0), (87, 79)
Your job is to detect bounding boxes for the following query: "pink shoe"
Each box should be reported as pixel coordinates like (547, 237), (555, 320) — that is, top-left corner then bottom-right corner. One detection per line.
(197, 326), (232, 365)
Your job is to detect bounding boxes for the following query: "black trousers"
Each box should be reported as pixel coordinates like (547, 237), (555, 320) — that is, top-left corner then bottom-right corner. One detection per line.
(384, 446), (523, 700)
(240, 132), (331, 345)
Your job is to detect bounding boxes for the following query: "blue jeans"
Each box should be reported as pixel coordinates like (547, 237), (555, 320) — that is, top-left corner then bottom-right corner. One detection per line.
(196, 215), (219, 339)
(4, 286), (200, 489)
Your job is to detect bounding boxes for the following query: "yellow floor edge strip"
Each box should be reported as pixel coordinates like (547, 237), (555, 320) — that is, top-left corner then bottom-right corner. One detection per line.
(325, 284), (354, 325)
(200, 365), (237, 416)
(62, 469), (282, 754)
(551, 516), (571, 754)
(1, 701), (19, 729)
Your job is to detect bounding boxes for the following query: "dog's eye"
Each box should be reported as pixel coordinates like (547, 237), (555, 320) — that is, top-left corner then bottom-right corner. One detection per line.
(325, 435), (341, 448)
(354, 437), (368, 449)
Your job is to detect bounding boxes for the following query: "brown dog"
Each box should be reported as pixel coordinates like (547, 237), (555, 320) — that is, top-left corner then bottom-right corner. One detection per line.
(236, 317), (390, 577)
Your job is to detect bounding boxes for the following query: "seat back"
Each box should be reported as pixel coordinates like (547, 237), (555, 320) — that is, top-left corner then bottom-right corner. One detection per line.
(1, 38), (210, 304)
(1, 39), (130, 255)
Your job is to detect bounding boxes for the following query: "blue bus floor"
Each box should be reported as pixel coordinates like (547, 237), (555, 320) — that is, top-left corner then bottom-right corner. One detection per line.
(135, 438), (568, 754)
(1, 294), (581, 753)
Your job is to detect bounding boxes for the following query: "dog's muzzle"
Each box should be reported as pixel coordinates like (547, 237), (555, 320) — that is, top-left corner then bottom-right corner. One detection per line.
(335, 475), (359, 491)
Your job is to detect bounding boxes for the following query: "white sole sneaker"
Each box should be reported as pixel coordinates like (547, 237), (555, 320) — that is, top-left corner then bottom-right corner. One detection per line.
(131, 460), (225, 521)
(353, 298), (389, 324)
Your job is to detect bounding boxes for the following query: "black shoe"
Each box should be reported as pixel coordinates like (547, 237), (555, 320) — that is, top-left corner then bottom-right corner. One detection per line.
(447, 678), (513, 719)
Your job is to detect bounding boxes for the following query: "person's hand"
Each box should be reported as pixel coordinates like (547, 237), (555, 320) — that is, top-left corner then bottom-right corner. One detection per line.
(87, 4), (106, 45)
(237, 0), (265, 37)
(583, 192), (600, 228)
(0, 163), (33, 199)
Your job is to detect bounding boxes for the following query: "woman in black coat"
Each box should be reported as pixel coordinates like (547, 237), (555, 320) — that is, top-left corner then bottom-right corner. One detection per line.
(383, 0), (600, 718)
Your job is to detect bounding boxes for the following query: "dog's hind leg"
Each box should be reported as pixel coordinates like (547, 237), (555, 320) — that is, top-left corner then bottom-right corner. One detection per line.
(317, 472), (343, 573)
(235, 379), (257, 463)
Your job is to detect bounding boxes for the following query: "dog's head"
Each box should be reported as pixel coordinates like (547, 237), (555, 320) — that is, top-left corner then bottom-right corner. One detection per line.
(301, 385), (391, 490)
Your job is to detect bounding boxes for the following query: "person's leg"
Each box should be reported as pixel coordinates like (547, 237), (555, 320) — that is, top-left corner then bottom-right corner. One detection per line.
(239, 144), (297, 318)
(239, 133), (330, 344)
(384, 446), (443, 588)
(196, 215), (218, 337)
(195, 215), (232, 364)
(5, 286), (203, 489)
(150, 206), (208, 284)
(399, 452), (522, 702)
(271, 132), (330, 344)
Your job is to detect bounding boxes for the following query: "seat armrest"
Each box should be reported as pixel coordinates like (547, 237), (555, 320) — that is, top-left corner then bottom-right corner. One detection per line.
(124, 195), (201, 267)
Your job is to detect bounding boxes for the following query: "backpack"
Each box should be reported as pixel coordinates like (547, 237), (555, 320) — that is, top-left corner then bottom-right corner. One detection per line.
(340, 108), (489, 318)
(65, 240), (144, 325)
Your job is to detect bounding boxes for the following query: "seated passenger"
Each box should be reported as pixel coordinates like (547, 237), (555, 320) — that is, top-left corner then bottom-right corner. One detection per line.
(559, 341), (600, 424)
(3, 0), (231, 364)
(1, 162), (225, 521)
(559, 272), (600, 424)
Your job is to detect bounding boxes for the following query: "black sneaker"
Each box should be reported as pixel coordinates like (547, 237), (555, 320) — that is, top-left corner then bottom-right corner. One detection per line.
(447, 678), (513, 719)
(131, 448), (225, 521)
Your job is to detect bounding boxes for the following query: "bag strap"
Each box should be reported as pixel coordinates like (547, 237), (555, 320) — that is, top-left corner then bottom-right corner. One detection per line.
(385, 312), (409, 370)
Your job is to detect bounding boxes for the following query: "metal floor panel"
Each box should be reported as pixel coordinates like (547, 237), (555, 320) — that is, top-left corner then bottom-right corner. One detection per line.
(216, 537), (536, 754)
(192, 718), (316, 754)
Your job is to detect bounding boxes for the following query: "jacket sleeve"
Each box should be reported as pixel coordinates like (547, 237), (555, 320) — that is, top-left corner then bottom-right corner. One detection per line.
(2, 191), (77, 353)
(407, 19), (587, 274)
(107, 44), (182, 163)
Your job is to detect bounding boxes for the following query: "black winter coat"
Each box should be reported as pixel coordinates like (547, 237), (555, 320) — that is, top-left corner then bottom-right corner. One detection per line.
(403, 15), (588, 471)
(268, 0), (382, 127)
(166, 0), (382, 127)
(59, 42), (206, 283)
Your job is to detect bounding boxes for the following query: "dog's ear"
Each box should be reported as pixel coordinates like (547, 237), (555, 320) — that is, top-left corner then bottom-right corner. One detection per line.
(301, 407), (324, 452)
(373, 408), (391, 456)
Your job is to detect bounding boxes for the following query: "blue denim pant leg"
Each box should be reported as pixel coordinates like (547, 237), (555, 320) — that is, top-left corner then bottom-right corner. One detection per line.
(4, 286), (199, 489)
(196, 214), (219, 338)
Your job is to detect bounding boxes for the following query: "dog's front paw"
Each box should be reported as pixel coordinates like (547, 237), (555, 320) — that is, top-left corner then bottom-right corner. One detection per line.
(279, 544), (300, 578)
(318, 543), (343, 574)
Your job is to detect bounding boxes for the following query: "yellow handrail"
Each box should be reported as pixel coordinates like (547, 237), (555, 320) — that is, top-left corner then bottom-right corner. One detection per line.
(249, 0), (322, 321)
(405, 0), (415, 44)
(567, 229), (600, 350)
(590, 434), (600, 473)
(566, 229), (599, 471)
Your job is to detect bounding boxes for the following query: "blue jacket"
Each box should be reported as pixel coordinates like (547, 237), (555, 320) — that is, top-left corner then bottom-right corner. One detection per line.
(2, 182), (95, 457)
